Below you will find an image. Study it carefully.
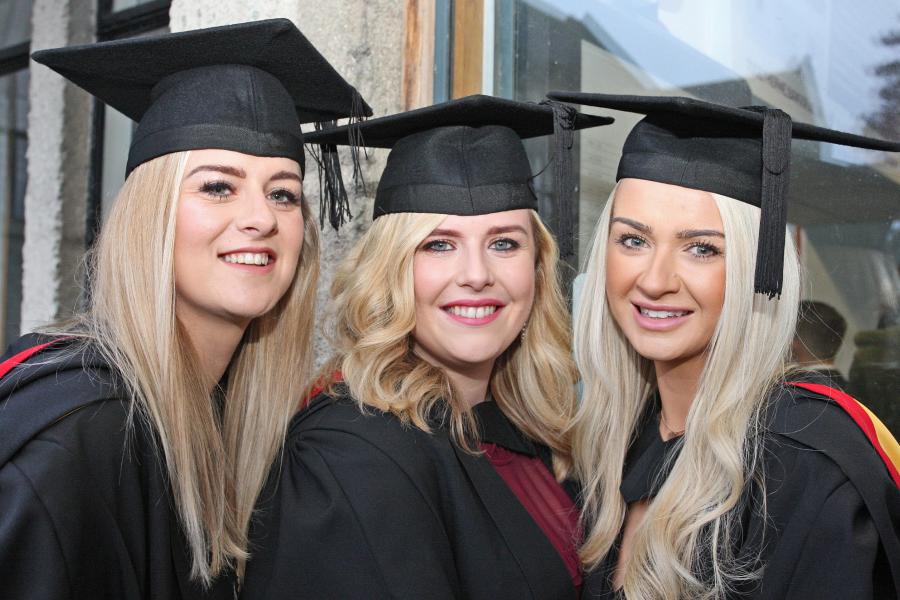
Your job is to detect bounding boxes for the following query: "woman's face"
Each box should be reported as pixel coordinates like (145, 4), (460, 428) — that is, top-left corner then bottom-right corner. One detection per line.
(412, 209), (537, 379)
(605, 178), (726, 370)
(174, 149), (305, 332)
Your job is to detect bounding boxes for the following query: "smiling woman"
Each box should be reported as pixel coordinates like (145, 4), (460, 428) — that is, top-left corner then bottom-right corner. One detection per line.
(553, 92), (900, 599)
(240, 95), (610, 599)
(0, 20), (369, 600)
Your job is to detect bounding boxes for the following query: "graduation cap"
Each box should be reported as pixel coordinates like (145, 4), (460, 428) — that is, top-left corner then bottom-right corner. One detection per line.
(305, 94), (613, 229)
(31, 18), (372, 198)
(546, 92), (900, 298)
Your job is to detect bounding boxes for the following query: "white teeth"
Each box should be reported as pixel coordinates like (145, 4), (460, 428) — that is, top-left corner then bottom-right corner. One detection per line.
(447, 305), (497, 318)
(223, 252), (269, 266)
(640, 307), (689, 319)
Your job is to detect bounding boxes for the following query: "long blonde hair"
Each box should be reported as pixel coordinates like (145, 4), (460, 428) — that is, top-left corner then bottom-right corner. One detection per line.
(573, 188), (801, 599)
(61, 152), (319, 584)
(326, 210), (577, 475)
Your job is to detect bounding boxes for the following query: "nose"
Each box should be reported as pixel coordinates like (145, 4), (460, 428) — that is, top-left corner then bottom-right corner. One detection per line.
(236, 191), (278, 237)
(635, 246), (680, 299)
(455, 246), (494, 291)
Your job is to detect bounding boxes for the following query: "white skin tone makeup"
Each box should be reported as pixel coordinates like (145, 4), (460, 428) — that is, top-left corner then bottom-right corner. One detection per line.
(411, 209), (537, 408)
(604, 178), (727, 588)
(174, 149), (305, 387)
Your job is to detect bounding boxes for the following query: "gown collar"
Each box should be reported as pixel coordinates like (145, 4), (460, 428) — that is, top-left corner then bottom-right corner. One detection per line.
(472, 397), (539, 457)
(620, 402), (684, 504)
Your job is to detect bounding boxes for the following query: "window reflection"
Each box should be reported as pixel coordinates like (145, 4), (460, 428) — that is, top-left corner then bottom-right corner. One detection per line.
(490, 0), (900, 432)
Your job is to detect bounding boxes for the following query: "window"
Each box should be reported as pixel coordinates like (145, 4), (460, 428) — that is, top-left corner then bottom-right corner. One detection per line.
(445, 0), (900, 432)
(87, 0), (169, 245)
(0, 0), (32, 347)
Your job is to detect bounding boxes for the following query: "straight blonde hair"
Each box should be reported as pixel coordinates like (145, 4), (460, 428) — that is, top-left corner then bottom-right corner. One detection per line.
(325, 210), (578, 475)
(61, 152), (319, 585)
(573, 187), (801, 599)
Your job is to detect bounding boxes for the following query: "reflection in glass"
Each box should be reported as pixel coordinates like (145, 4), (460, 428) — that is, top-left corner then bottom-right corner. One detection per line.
(0, 69), (29, 346)
(111, 0), (157, 11)
(0, 0), (32, 47)
(491, 0), (900, 430)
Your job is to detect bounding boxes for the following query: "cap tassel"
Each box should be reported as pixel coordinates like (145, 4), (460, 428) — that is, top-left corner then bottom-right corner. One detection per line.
(755, 108), (793, 299)
(348, 89), (370, 196)
(312, 120), (352, 231)
(543, 99), (578, 263)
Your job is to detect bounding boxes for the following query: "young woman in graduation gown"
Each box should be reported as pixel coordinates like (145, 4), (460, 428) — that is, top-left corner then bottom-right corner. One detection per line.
(240, 96), (611, 600)
(546, 92), (900, 599)
(0, 20), (369, 599)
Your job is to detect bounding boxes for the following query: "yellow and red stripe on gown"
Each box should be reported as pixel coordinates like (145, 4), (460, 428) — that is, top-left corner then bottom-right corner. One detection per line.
(788, 382), (900, 489)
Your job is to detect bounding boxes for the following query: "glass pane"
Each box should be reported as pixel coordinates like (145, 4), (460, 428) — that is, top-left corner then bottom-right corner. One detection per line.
(111, 0), (157, 11)
(0, 0), (32, 47)
(0, 68), (29, 346)
(492, 0), (900, 432)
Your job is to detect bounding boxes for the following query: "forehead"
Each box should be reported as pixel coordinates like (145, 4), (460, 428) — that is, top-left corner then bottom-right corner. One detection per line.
(183, 149), (301, 175)
(431, 208), (534, 234)
(612, 178), (723, 230)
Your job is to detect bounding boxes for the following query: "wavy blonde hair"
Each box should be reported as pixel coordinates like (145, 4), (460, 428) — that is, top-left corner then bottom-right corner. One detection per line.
(573, 187), (801, 599)
(325, 210), (577, 475)
(60, 152), (319, 584)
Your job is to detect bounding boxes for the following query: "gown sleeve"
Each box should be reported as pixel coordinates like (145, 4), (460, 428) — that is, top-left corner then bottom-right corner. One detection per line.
(0, 455), (72, 599)
(241, 421), (460, 600)
(759, 479), (888, 599)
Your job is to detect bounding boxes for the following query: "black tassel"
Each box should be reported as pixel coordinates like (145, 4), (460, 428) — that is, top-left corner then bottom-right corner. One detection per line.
(348, 89), (370, 196)
(755, 108), (793, 299)
(542, 99), (578, 264)
(312, 120), (352, 231)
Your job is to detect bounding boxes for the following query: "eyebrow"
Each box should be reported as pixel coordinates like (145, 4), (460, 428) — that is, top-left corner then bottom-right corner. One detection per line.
(186, 165), (246, 179)
(610, 217), (650, 233)
(185, 165), (302, 184)
(612, 217), (724, 239)
(426, 225), (529, 238)
(676, 228), (724, 239)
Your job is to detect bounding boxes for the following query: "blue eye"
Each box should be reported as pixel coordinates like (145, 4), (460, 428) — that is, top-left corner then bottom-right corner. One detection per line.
(423, 239), (454, 252)
(200, 180), (233, 197)
(616, 233), (648, 249)
(687, 242), (722, 259)
(490, 238), (520, 251)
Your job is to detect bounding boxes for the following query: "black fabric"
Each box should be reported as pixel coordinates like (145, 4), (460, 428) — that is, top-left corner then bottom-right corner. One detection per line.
(304, 94), (612, 220)
(241, 392), (577, 600)
(31, 19), (372, 175)
(582, 381), (900, 599)
(0, 334), (236, 599)
(545, 92), (900, 298)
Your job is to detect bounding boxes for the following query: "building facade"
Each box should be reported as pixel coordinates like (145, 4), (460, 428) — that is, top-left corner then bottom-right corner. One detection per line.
(2, 0), (899, 429)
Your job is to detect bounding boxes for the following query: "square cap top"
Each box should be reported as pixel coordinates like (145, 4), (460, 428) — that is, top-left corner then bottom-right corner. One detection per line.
(32, 18), (372, 175)
(546, 91), (900, 298)
(305, 95), (613, 220)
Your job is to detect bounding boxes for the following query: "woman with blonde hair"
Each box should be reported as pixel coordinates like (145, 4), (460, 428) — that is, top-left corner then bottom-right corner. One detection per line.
(0, 20), (369, 599)
(546, 92), (900, 599)
(241, 95), (610, 599)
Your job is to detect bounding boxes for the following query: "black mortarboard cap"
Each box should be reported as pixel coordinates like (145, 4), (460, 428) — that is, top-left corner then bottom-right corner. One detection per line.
(31, 18), (372, 179)
(305, 94), (613, 223)
(546, 92), (900, 298)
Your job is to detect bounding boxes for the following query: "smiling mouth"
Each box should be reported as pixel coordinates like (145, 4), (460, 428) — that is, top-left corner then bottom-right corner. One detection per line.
(445, 305), (498, 319)
(220, 252), (272, 266)
(637, 306), (692, 319)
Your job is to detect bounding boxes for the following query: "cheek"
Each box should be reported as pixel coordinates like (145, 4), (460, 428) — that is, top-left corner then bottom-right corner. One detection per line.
(413, 255), (449, 307)
(604, 247), (635, 300)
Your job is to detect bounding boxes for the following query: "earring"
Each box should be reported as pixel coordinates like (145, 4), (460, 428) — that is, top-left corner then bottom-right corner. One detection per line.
(521, 322), (529, 341)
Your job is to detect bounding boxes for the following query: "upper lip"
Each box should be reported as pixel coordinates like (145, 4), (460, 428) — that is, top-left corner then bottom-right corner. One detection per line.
(632, 301), (693, 312)
(441, 298), (506, 309)
(219, 247), (278, 261)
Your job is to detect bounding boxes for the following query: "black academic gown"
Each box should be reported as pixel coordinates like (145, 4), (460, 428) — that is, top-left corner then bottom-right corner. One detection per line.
(0, 334), (236, 600)
(241, 389), (578, 600)
(582, 382), (900, 599)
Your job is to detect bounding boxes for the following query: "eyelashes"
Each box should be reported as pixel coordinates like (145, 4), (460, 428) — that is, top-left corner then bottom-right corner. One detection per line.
(614, 233), (723, 260)
(199, 180), (301, 205)
(420, 237), (523, 253)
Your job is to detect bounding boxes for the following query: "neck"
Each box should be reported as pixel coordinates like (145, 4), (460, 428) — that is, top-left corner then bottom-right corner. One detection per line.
(412, 344), (493, 408)
(654, 354), (705, 438)
(177, 308), (248, 391)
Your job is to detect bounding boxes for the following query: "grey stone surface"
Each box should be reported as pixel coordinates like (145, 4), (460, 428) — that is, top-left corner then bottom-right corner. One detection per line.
(21, 0), (96, 332)
(168, 0), (405, 367)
